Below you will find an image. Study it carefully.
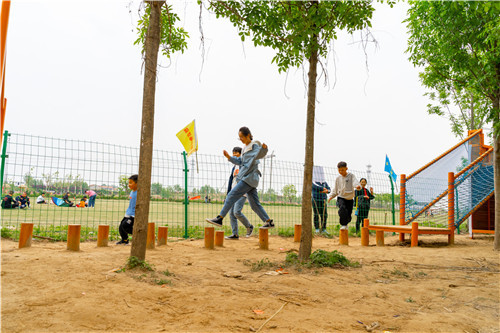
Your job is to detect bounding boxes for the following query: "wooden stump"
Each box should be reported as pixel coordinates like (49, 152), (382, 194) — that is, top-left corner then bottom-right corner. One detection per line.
(157, 226), (168, 246)
(97, 225), (109, 247)
(67, 224), (81, 251)
(18, 223), (34, 249)
(204, 227), (215, 249)
(293, 224), (301, 242)
(259, 228), (269, 250)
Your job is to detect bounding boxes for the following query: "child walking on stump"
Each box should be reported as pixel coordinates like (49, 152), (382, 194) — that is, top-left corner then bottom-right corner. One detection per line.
(328, 161), (360, 230)
(116, 174), (138, 245)
(354, 178), (375, 233)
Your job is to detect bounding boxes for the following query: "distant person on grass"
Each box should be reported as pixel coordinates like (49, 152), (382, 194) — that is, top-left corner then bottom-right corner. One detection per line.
(206, 126), (274, 229)
(116, 174), (138, 245)
(354, 178), (375, 234)
(225, 146), (254, 240)
(1, 190), (18, 209)
(312, 166), (330, 234)
(16, 192), (30, 209)
(77, 196), (88, 208)
(85, 189), (97, 208)
(62, 192), (75, 207)
(328, 161), (360, 230)
(36, 192), (48, 204)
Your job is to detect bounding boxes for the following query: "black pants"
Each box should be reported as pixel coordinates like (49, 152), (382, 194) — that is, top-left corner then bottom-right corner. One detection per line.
(355, 206), (371, 233)
(119, 216), (134, 241)
(337, 197), (354, 226)
(312, 199), (328, 230)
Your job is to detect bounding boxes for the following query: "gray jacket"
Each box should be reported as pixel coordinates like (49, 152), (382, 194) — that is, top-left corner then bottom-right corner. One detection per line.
(229, 141), (268, 188)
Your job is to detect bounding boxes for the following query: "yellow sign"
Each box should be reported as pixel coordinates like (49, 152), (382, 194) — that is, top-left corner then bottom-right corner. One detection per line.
(176, 120), (198, 156)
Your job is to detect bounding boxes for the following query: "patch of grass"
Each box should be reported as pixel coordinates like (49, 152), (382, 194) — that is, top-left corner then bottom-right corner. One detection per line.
(415, 271), (427, 278)
(126, 256), (155, 271)
(405, 297), (415, 303)
(285, 249), (359, 269)
(242, 258), (278, 271)
(389, 267), (410, 278)
(277, 227), (295, 237)
(1, 226), (13, 239)
(162, 269), (175, 277)
(155, 279), (172, 286)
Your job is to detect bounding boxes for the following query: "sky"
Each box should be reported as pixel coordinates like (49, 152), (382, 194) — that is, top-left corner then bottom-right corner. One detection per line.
(5, 0), (465, 177)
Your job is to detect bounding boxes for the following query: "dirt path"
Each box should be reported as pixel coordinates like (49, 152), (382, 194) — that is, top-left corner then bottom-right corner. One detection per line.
(1, 234), (499, 332)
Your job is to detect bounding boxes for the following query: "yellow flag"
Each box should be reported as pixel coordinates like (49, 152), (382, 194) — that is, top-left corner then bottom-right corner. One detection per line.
(176, 120), (198, 156)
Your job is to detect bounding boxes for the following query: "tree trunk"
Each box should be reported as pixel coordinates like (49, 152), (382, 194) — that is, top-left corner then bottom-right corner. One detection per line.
(130, 0), (164, 261)
(298, 42), (318, 261)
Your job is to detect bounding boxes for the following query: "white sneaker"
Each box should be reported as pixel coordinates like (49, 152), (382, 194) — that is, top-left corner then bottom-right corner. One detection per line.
(340, 225), (348, 230)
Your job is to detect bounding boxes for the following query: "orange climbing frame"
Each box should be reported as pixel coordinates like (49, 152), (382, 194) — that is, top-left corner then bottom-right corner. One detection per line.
(1, 0), (10, 142)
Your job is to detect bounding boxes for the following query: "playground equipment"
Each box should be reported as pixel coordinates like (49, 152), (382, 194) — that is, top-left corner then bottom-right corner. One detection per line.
(1, 0), (10, 144)
(368, 129), (494, 244)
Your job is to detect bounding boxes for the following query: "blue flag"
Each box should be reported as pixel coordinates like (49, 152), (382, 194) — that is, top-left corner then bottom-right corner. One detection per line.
(384, 155), (397, 183)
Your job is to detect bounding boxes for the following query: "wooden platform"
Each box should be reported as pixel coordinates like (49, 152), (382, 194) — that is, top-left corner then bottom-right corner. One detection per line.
(362, 219), (454, 246)
(367, 224), (452, 235)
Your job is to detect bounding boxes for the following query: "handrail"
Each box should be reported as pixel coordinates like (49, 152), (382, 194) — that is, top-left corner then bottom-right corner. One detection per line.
(406, 129), (482, 181)
(454, 147), (493, 179)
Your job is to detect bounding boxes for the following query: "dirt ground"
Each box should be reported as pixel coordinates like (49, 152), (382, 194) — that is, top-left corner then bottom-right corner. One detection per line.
(1, 233), (499, 333)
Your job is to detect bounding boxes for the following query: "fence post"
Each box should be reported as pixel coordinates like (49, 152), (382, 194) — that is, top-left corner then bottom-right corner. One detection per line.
(182, 151), (189, 239)
(448, 172), (455, 245)
(389, 175), (395, 226)
(0, 130), (9, 197)
(399, 174), (406, 242)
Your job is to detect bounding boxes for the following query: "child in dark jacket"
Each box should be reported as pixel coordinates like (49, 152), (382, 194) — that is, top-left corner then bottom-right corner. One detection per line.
(354, 178), (375, 233)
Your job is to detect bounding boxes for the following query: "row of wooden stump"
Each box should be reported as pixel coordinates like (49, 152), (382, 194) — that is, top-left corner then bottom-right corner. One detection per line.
(17, 219), (393, 251)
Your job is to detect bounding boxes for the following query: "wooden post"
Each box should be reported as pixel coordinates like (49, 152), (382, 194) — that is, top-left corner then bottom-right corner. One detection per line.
(339, 229), (348, 245)
(157, 226), (168, 246)
(18, 223), (33, 249)
(215, 231), (224, 247)
(399, 174), (406, 242)
(448, 172), (455, 245)
(294, 224), (301, 242)
(376, 230), (384, 246)
(204, 227), (214, 249)
(361, 227), (369, 246)
(146, 222), (155, 250)
(259, 228), (268, 250)
(411, 222), (418, 247)
(97, 225), (109, 247)
(67, 224), (81, 251)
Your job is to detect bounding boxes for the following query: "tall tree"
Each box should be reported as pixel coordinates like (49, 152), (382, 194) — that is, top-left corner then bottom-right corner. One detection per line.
(206, 0), (377, 260)
(406, 1), (500, 250)
(131, 1), (188, 260)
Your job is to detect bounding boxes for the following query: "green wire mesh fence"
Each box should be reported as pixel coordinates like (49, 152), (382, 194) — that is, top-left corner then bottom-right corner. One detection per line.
(1, 131), (399, 241)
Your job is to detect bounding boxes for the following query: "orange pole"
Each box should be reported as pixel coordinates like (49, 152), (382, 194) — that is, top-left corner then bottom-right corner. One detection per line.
(293, 224), (301, 242)
(204, 227), (214, 249)
(339, 229), (348, 245)
(376, 230), (384, 246)
(411, 222), (418, 247)
(259, 228), (268, 250)
(18, 222), (33, 249)
(157, 226), (168, 246)
(215, 230), (224, 247)
(146, 222), (155, 250)
(363, 218), (370, 228)
(97, 225), (109, 247)
(399, 174), (406, 242)
(448, 172), (455, 245)
(0, 0), (10, 142)
(406, 130), (482, 181)
(67, 224), (81, 251)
